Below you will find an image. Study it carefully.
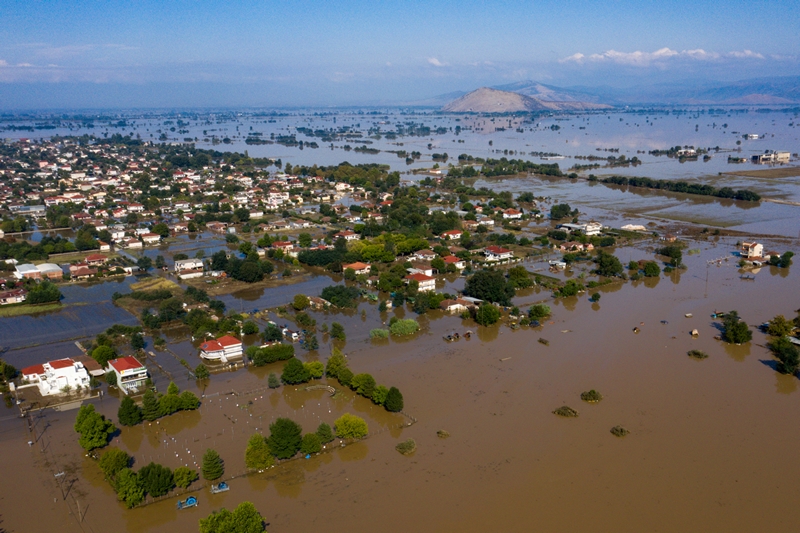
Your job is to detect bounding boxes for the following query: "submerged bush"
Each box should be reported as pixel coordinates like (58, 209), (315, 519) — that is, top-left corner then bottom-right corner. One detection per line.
(370, 328), (389, 339)
(687, 349), (709, 360)
(610, 426), (630, 437)
(552, 406), (579, 418)
(437, 430), (450, 439)
(580, 390), (603, 403)
(395, 439), (417, 455)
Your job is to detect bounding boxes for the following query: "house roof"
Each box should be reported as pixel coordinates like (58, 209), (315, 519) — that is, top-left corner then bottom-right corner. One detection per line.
(85, 254), (107, 261)
(443, 255), (463, 263)
(217, 335), (242, 347)
(109, 356), (145, 373)
(485, 245), (512, 254)
(21, 363), (45, 376)
(49, 358), (76, 370)
(200, 340), (223, 352)
(405, 273), (435, 282)
(343, 262), (369, 271)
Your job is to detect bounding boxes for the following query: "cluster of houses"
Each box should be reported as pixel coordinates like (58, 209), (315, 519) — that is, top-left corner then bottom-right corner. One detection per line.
(20, 355), (147, 397)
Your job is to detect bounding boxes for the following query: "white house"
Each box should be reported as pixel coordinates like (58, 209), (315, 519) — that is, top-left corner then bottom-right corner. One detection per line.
(334, 230), (359, 241)
(484, 245), (514, 261)
(200, 335), (243, 363)
(108, 356), (148, 394)
(404, 273), (436, 292)
(741, 242), (763, 259)
(0, 288), (27, 305)
(175, 258), (204, 272)
(502, 208), (523, 219)
(21, 358), (91, 396)
(440, 230), (463, 240)
(343, 262), (371, 276)
(141, 233), (161, 245)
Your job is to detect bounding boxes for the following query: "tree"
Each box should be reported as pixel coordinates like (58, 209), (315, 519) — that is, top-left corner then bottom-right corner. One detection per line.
(325, 349), (348, 378)
(199, 501), (265, 533)
(300, 433), (322, 455)
(261, 323), (283, 343)
(267, 418), (303, 459)
(316, 423), (334, 443)
(268, 373), (280, 388)
(657, 244), (683, 267)
(528, 304), (551, 320)
(26, 281), (62, 304)
(99, 448), (131, 481)
(330, 322), (346, 341)
(643, 261), (660, 277)
(507, 265), (533, 288)
(464, 269), (514, 306)
(173, 466), (198, 489)
(137, 256), (153, 271)
(550, 203), (572, 220)
(180, 391), (200, 410)
(298, 233), (312, 248)
(131, 332), (145, 350)
(195, 363), (210, 380)
(118, 395), (143, 426)
(245, 434), (274, 470)
(474, 303), (501, 326)
(722, 311), (752, 344)
(74, 404), (116, 451)
(372, 385), (389, 405)
(767, 315), (795, 337)
(141, 390), (161, 422)
(771, 336), (800, 375)
(303, 361), (324, 379)
(334, 413), (368, 439)
(202, 449), (224, 481)
(139, 462), (174, 497)
(351, 373), (376, 398)
(594, 250), (623, 277)
(167, 381), (180, 396)
(115, 468), (144, 508)
(281, 357), (311, 384)
(242, 321), (259, 335)
(154, 254), (166, 269)
(385, 387), (404, 412)
(91, 345), (116, 368)
(159, 393), (182, 416)
(292, 294), (309, 310)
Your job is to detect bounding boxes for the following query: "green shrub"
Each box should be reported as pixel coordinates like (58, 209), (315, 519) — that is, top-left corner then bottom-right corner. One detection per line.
(552, 406), (579, 417)
(390, 319), (420, 336)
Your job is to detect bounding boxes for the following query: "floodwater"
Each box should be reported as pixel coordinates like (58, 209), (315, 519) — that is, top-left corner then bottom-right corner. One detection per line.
(4, 236), (800, 532)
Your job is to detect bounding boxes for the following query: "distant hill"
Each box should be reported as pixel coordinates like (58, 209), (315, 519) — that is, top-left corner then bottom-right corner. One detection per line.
(430, 76), (800, 109)
(492, 80), (605, 103)
(441, 87), (610, 113)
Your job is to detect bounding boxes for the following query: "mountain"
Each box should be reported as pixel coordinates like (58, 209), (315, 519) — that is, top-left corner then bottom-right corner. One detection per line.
(492, 80), (604, 103)
(441, 87), (610, 113)
(434, 76), (800, 110)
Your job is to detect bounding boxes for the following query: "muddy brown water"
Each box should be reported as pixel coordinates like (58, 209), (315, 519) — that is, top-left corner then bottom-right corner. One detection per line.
(3, 237), (800, 532)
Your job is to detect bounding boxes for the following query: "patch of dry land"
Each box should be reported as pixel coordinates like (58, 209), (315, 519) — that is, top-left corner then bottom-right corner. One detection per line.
(724, 166), (800, 179)
(181, 271), (311, 297)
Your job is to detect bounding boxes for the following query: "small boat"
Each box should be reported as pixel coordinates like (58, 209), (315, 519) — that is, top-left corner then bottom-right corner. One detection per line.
(177, 496), (198, 509)
(464, 331), (473, 339)
(684, 313), (693, 318)
(211, 482), (229, 494)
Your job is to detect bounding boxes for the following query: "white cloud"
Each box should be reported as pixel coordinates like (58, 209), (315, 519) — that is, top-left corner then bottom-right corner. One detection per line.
(727, 49), (764, 59)
(561, 47), (767, 67)
(427, 57), (447, 67)
(0, 59), (8, 67)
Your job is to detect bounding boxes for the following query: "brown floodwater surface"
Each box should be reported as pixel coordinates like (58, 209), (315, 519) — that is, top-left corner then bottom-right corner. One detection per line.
(2, 237), (800, 532)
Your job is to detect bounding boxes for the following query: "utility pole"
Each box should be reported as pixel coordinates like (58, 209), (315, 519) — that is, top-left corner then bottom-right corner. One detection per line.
(54, 471), (65, 500)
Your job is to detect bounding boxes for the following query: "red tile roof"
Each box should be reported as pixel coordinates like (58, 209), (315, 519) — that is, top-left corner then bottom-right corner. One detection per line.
(200, 340), (223, 352)
(217, 335), (242, 347)
(404, 273), (435, 282)
(49, 358), (76, 370)
(485, 245), (512, 254)
(109, 356), (145, 373)
(21, 363), (45, 376)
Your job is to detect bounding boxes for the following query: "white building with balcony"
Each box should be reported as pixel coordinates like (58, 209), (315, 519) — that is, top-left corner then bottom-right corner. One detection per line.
(21, 358), (91, 396)
(108, 356), (148, 394)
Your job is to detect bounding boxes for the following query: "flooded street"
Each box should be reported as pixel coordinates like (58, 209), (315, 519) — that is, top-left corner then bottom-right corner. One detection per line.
(4, 237), (800, 532)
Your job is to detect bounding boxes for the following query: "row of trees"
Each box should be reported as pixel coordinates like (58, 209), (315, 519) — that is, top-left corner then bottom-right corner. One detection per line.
(117, 383), (200, 426)
(98, 446), (219, 508)
(325, 349), (404, 411)
(602, 175), (761, 202)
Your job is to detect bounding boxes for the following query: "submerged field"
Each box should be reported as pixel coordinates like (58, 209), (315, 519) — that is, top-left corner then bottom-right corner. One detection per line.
(3, 237), (800, 532)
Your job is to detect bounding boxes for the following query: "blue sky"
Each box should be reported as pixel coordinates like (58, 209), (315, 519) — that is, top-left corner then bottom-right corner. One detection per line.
(0, 0), (798, 108)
